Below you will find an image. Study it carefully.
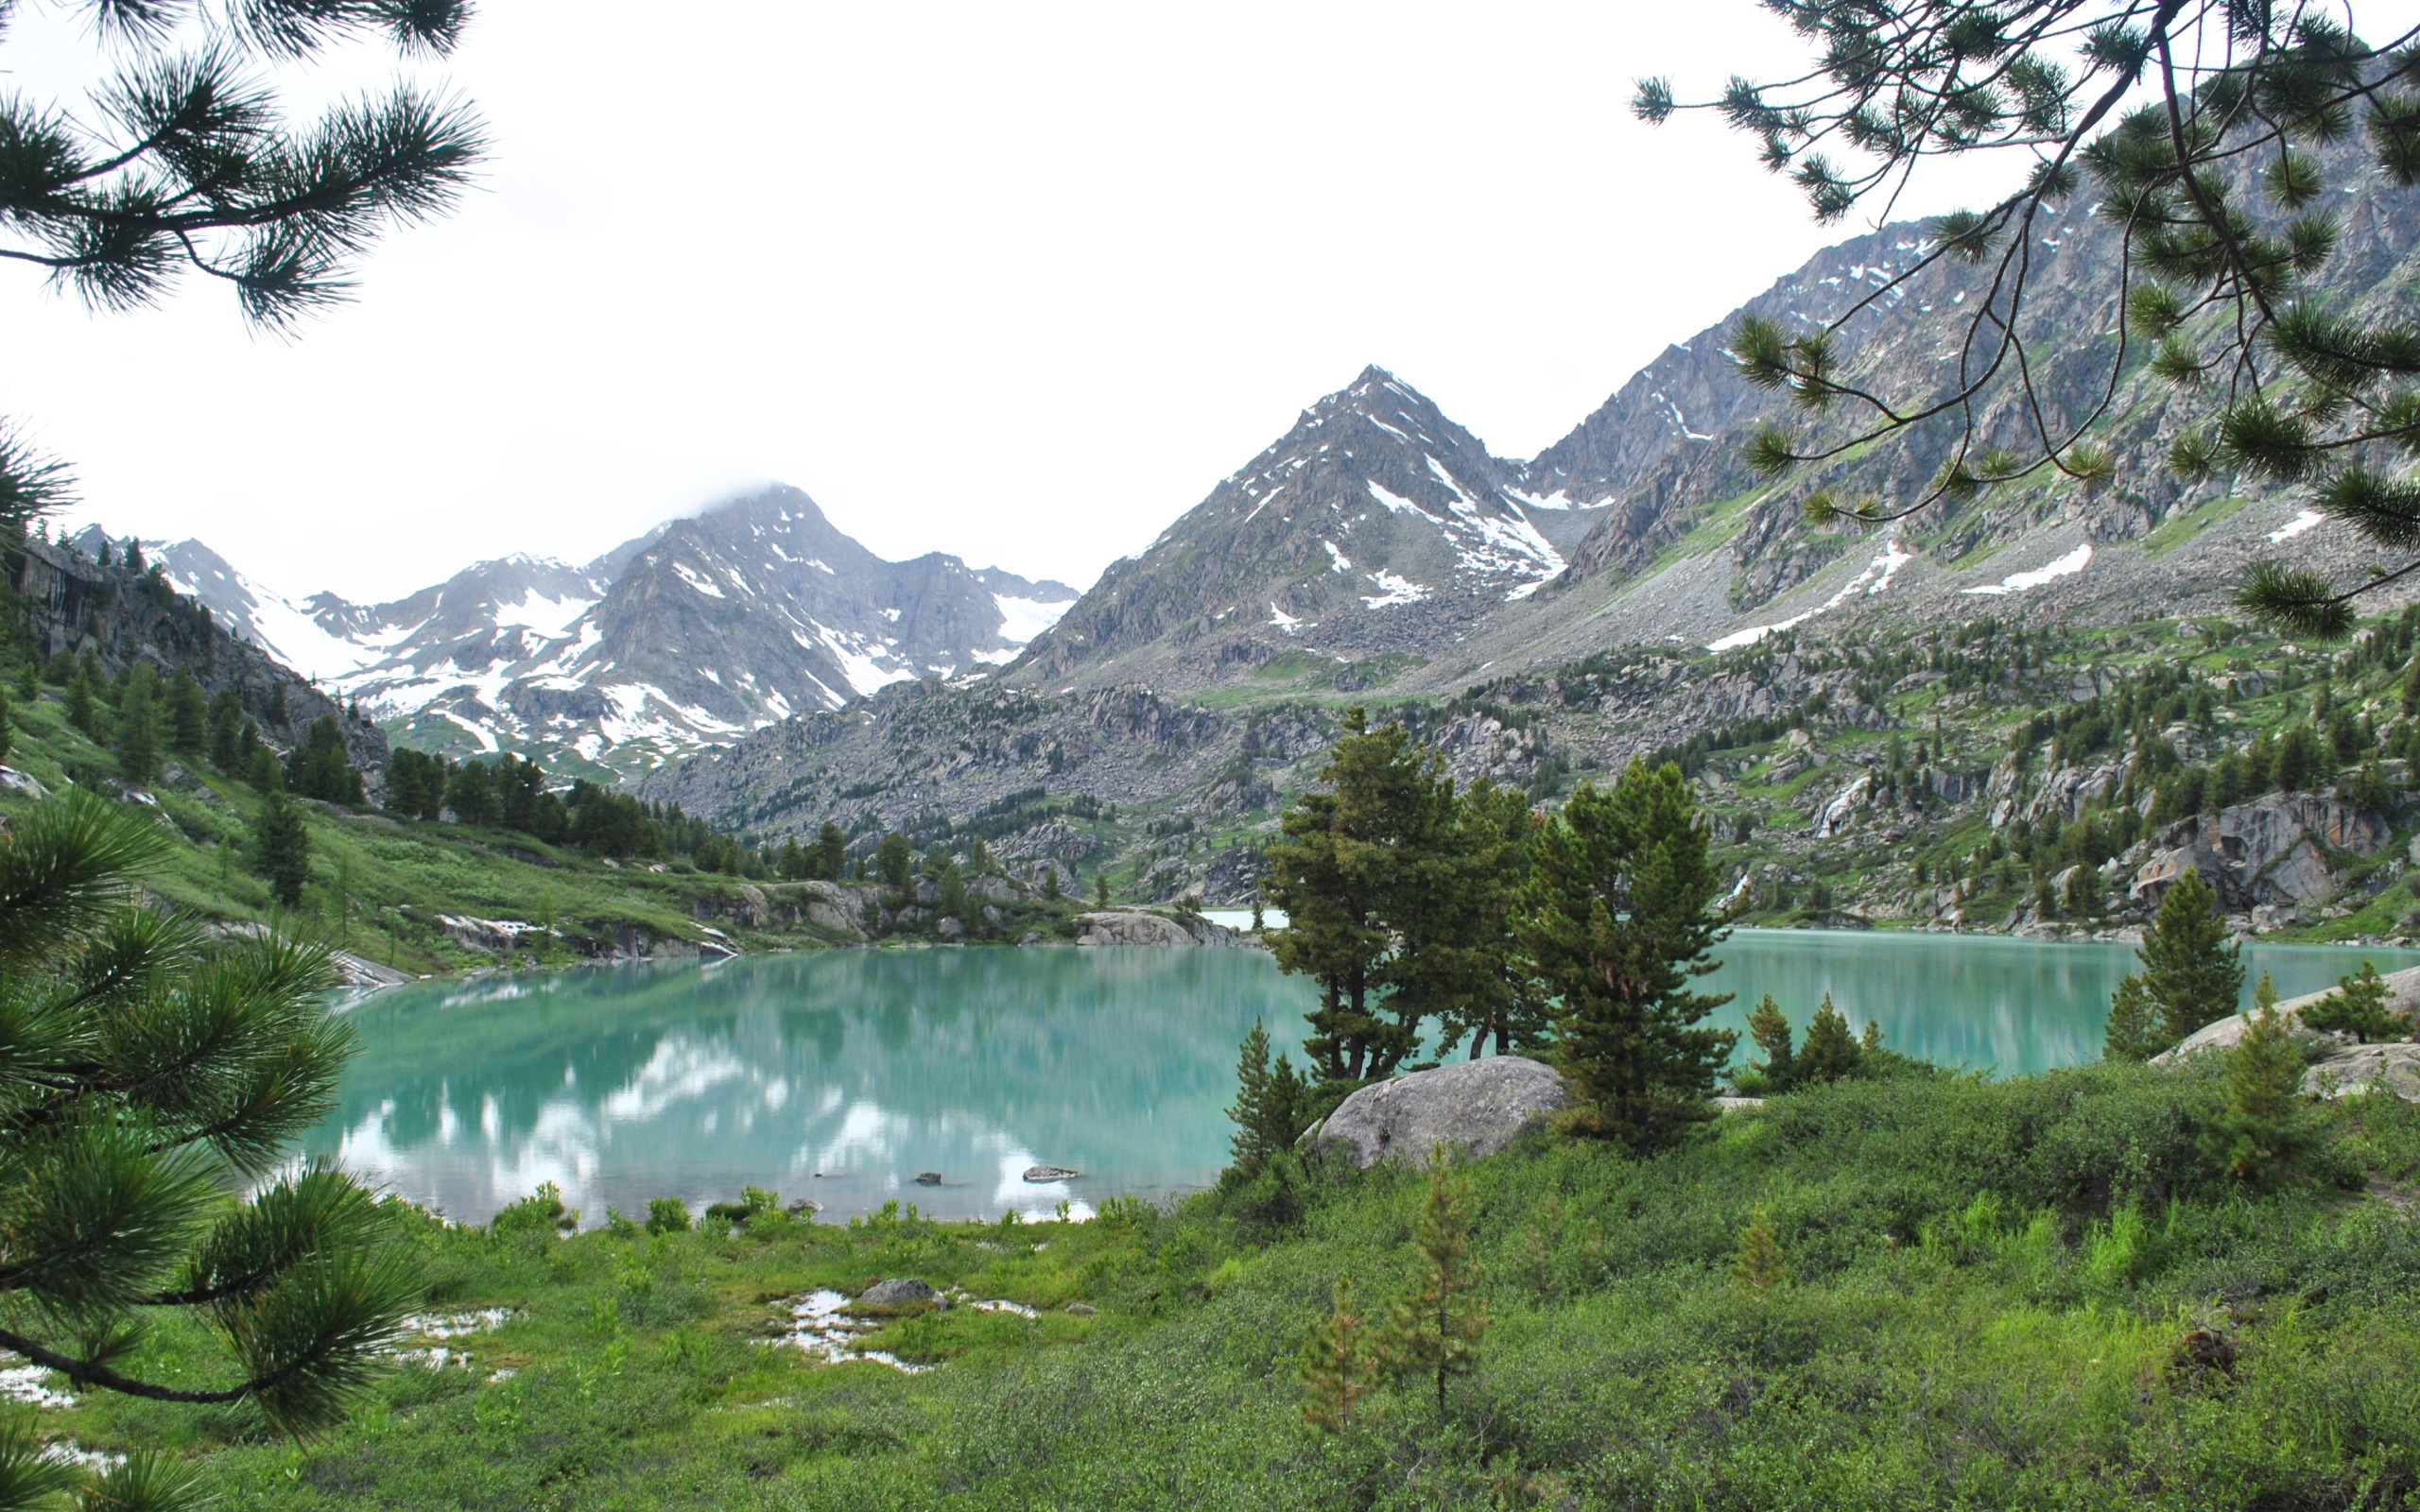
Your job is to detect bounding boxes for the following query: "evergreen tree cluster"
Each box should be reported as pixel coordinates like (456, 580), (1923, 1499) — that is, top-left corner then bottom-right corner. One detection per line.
(1255, 711), (1739, 1151)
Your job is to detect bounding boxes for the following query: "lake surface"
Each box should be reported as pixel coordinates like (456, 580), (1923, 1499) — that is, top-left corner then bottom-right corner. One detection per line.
(307, 932), (2420, 1227)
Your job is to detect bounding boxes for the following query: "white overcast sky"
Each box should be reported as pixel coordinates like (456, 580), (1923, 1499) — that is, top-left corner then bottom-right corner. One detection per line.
(0, 2), (2166, 602)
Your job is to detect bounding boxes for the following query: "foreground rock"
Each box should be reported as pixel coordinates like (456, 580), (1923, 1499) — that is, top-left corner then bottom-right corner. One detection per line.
(1311, 1057), (1566, 1169)
(856, 1279), (939, 1308)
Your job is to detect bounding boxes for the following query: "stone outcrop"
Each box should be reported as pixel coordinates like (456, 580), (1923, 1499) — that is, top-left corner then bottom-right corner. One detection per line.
(1310, 1056), (1567, 1168)
(2152, 965), (2420, 1101)
(1073, 910), (1241, 947)
(2129, 793), (2394, 919)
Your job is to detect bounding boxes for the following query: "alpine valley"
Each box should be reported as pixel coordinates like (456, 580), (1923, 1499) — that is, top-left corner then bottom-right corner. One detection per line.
(90, 150), (2420, 942)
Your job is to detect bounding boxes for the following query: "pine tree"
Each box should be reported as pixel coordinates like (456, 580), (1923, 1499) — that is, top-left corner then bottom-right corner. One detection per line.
(1042, 867), (1062, 902)
(254, 790), (311, 908)
(2102, 974), (2168, 1063)
(2302, 962), (2406, 1042)
(2204, 980), (2309, 1186)
(1227, 1020), (1309, 1174)
(1299, 1276), (1381, 1434)
(115, 664), (160, 782)
(2129, 871), (2245, 1048)
(0, 683), (12, 769)
(1520, 759), (1735, 1146)
(1795, 994), (1862, 1085)
(1732, 1205), (1787, 1291)
(165, 666), (207, 752)
(1745, 994), (1795, 1091)
(1382, 1155), (1489, 1418)
(207, 689), (244, 770)
(875, 832), (912, 893)
(1641, 3), (2420, 638)
(246, 740), (285, 796)
(0, 792), (416, 1510)
(1261, 710), (1463, 1084)
(266, 681), (288, 727)
(817, 821), (848, 881)
(65, 665), (99, 740)
(1094, 872), (1110, 907)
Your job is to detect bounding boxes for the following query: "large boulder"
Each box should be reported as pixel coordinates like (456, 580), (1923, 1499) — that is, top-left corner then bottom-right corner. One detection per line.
(1311, 1057), (1566, 1169)
(2152, 965), (2420, 1072)
(1074, 910), (1242, 947)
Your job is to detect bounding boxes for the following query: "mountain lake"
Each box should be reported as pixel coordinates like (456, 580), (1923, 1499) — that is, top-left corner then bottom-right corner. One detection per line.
(305, 932), (2420, 1226)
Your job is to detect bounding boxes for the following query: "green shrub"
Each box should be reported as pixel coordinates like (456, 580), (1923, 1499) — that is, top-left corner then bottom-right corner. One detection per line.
(644, 1196), (691, 1235)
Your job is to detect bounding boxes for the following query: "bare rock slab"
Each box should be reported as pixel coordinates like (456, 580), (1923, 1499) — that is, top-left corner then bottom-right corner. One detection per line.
(1312, 1056), (1566, 1169)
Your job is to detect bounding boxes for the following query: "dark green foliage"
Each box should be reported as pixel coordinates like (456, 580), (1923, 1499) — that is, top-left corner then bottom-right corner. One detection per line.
(266, 682), (288, 727)
(875, 832), (912, 893)
(563, 782), (661, 859)
(0, 684), (11, 769)
(445, 758), (500, 827)
(1795, 993), (1862, 1085)
(0, 791), (417, 1507)
(1521, 759), (1734, 1146)
(252, 790), (312, 907)
(1263, 711), (1511, 1085)
(491, 753), (564, 841)
(206, 689), (243, 771)
(384, 747), (448, 821)
(245, 739), (284, 795)
(285, 714), (365, 805)
(1224, 1021), (1309, 1175)
(2204, 997), (2310, 1186)
(164, 668), (206, 753)
(817, 821), (847, 881)
(2302, 962), (2408, 1042)
(1744, 992), (1793, 1089)
(2103, 974), (2168, 1063)
(1093, 871), (1109, 907)
(114, 663), (160, 782)
(65, 664), (100, 739)
(2129, 871), (2245, 1048)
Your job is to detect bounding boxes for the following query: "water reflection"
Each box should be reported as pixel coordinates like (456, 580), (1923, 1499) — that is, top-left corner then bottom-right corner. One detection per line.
(1700, 929), (2420, 1075)
(309, 933), (2420, 1227)
(310, 947), (1318, 1227)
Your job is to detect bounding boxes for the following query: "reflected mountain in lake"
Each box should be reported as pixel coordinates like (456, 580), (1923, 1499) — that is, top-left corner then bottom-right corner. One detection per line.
(309, 933), (2420, 1227)
(311, 948), (1318, 1227)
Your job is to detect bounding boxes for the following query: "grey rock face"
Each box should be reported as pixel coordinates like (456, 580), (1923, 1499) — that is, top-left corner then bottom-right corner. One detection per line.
(2131, 793), (2393, 914)
(1313, 1057), (1567, 1169)
(857, 1278), (940, 1307)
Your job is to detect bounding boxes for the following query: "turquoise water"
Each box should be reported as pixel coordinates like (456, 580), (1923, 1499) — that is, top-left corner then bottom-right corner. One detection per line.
(305, 932), (2420, 1225)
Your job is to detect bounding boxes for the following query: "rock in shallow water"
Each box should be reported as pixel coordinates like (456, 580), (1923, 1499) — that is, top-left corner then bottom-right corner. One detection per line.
(1312, 1056), (1567, 1169)
(1022, 1165), (1080, 1182)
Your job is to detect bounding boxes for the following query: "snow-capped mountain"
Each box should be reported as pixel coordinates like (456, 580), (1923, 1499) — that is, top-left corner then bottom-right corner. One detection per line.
(138, 488), (1078, 777)
(1018, 367), (1609, 684)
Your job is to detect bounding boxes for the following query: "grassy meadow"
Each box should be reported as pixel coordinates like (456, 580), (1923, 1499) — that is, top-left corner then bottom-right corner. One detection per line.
(22, 1059), (2420, 1509)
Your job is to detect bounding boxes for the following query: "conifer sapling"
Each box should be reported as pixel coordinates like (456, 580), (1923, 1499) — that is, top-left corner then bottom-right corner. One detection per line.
(1732, 1204), (1787, 1292)
(1382, 1152), (1488, 1418)
(1299, 1275), (1381, 1434)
